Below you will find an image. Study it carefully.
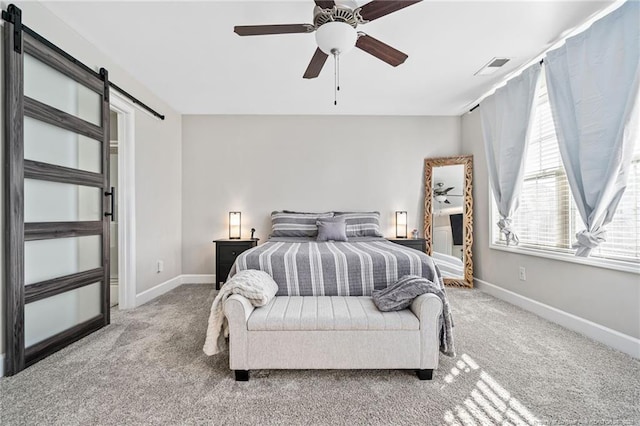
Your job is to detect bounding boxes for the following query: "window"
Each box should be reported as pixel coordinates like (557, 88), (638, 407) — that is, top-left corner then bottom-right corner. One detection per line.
(491, 70), (640, 266)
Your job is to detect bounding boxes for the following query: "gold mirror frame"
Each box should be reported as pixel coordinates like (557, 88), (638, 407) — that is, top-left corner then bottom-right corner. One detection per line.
(424, 156), (474, 288)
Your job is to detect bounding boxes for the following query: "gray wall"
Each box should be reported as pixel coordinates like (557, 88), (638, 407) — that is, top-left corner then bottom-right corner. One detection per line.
(461, 110), (640, 339)
(181, 115), (461, 274)
(0, 1), (183, 355)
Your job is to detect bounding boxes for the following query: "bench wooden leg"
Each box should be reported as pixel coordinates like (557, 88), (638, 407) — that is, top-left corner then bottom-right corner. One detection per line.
(416, 369), (433, 380)
(235, 370), (250, 381)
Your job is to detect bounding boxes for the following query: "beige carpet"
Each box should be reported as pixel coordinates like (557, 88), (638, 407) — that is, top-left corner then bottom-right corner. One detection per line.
(1, 285), (638, 425)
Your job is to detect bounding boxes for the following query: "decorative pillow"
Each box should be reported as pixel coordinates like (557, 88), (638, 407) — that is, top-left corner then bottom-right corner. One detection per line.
(372, 275), (434, 312)
(282, 210), (332, 214)
(316, 218), (348, 242)
(333, 211), (383, 238)
(270, 211), (334, 238)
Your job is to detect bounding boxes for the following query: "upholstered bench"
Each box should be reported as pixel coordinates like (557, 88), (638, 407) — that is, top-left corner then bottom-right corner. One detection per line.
(224, 294), (443, 381)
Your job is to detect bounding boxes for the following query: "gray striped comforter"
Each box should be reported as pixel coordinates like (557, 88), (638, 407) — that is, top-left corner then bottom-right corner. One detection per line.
(431, 252), (465, 278)
(229, 238), (444, 296)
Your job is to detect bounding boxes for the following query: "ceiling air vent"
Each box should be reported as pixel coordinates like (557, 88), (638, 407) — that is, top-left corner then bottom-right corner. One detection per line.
(474, 57), (511, 76)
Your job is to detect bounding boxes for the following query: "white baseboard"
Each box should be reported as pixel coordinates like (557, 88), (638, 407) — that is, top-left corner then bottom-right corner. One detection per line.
(135, 275), (183, 307)
(475, 278), (640, 359)
(181, 274), (215, 284)
(135, 274), (216, 307)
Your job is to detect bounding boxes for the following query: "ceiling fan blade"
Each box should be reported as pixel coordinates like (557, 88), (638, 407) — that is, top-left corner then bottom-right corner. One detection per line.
(356, 34), (408, 67)
(444, 199), (451, 205)
(234, 24), (315, 36)
(359, 1), (422, 22)
(314, 1), (335, 8)
(443, 187), (455, 194)
(303, 48), (329, 79)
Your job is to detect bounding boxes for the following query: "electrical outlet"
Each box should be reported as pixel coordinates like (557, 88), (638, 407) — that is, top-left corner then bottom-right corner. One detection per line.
(157, 260), (164, 273)
(519, 266), (526, 281)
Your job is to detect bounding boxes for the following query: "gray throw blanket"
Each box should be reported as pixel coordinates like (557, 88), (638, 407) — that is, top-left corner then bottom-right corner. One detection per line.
(372, 275), (455, 357)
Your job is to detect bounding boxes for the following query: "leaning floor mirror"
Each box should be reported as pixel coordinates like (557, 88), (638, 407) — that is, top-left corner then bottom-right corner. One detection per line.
(424, 156), (473, 288)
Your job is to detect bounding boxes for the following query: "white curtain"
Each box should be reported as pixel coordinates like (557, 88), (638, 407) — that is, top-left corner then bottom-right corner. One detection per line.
(545, 1), (640, 257)
(480, 63), (542, 245)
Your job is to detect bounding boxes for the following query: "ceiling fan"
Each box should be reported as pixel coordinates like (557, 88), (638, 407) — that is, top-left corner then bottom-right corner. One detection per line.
(233, 0), (422, 103)
(434, 182), (460, 205)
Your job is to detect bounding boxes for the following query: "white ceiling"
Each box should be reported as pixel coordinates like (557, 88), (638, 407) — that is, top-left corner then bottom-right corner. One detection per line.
(42, 0), (613, 115)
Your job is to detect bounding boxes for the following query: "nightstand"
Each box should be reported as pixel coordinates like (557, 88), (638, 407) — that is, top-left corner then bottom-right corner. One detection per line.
(387, 238), (427, 252)
(213, 239), (259, 290)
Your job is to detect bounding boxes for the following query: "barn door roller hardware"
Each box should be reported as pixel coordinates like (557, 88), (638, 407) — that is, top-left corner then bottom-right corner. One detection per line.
(2, 4), (22, 53)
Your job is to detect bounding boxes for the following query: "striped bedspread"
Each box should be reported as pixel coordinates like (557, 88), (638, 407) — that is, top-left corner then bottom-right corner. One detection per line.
(431, 252), (465, 278)
(229, 238), (443, 296)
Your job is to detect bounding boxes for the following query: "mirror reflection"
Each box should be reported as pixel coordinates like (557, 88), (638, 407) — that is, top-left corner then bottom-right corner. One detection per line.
(431, 164), (465, 279)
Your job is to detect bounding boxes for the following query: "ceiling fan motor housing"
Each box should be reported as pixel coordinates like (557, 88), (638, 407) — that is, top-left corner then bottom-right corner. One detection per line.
(313, 5), (363, 29)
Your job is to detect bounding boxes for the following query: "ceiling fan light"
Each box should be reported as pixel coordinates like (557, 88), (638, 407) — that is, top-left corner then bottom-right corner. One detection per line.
(435, 195), (447, 203)
(315, 22), (357, 56)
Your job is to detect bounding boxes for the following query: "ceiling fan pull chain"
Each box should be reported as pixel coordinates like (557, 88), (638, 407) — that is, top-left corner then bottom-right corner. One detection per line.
(333, 52), (338, 106)
(337, 54), (340, 92)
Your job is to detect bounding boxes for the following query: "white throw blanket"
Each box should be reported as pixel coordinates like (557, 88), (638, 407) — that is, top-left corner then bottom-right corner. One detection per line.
(203, 269), (278, 356)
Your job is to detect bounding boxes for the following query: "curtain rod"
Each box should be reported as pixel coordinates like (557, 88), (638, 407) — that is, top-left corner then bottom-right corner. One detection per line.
(468, 59), (544, 113)
(1, 4), (165, 121)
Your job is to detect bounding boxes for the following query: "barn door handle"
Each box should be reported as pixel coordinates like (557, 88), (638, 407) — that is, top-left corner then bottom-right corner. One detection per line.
(105, 187), (115, 221)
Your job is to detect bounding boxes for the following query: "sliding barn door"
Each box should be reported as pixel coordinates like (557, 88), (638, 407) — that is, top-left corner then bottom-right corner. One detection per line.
(4, 12), (111, 375)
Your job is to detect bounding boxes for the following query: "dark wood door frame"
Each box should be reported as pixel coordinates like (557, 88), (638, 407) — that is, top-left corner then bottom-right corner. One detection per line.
(4, 9), (26, 376)
(4, 13), (111, 375)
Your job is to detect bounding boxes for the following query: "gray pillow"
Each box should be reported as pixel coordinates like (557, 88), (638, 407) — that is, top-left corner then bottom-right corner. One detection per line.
(270, 211), (334, 238)
(333, 211), (383, 237)
(372, 275), (434, 311)
(316, 218), (347, 242)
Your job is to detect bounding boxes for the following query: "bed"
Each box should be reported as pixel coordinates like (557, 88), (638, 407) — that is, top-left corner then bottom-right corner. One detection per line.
(229, 236), (445, 296)
(217, 211), (455, 377)
(228, 211), (446, 296)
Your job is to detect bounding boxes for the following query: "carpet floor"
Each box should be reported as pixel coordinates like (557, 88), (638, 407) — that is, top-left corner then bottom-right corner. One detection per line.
(1, 285), (638, 425)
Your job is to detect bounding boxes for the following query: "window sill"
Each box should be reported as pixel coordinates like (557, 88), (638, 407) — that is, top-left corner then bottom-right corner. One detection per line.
(489, 243), (640, 275)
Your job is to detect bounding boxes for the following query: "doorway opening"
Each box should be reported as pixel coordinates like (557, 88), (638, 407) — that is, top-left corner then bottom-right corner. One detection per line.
(109, 111), (119, 307)
(109, 91), (137, 309)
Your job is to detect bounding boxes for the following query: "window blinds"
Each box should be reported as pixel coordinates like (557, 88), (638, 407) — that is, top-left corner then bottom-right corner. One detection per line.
(492, 70), (639, 263)
(581, 138), (640, 261)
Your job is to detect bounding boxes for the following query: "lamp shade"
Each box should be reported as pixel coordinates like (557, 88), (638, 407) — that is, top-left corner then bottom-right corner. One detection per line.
(396, 211), (408, 238)
(315, 22), (357, 55)
(229, 211), (241, 239)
